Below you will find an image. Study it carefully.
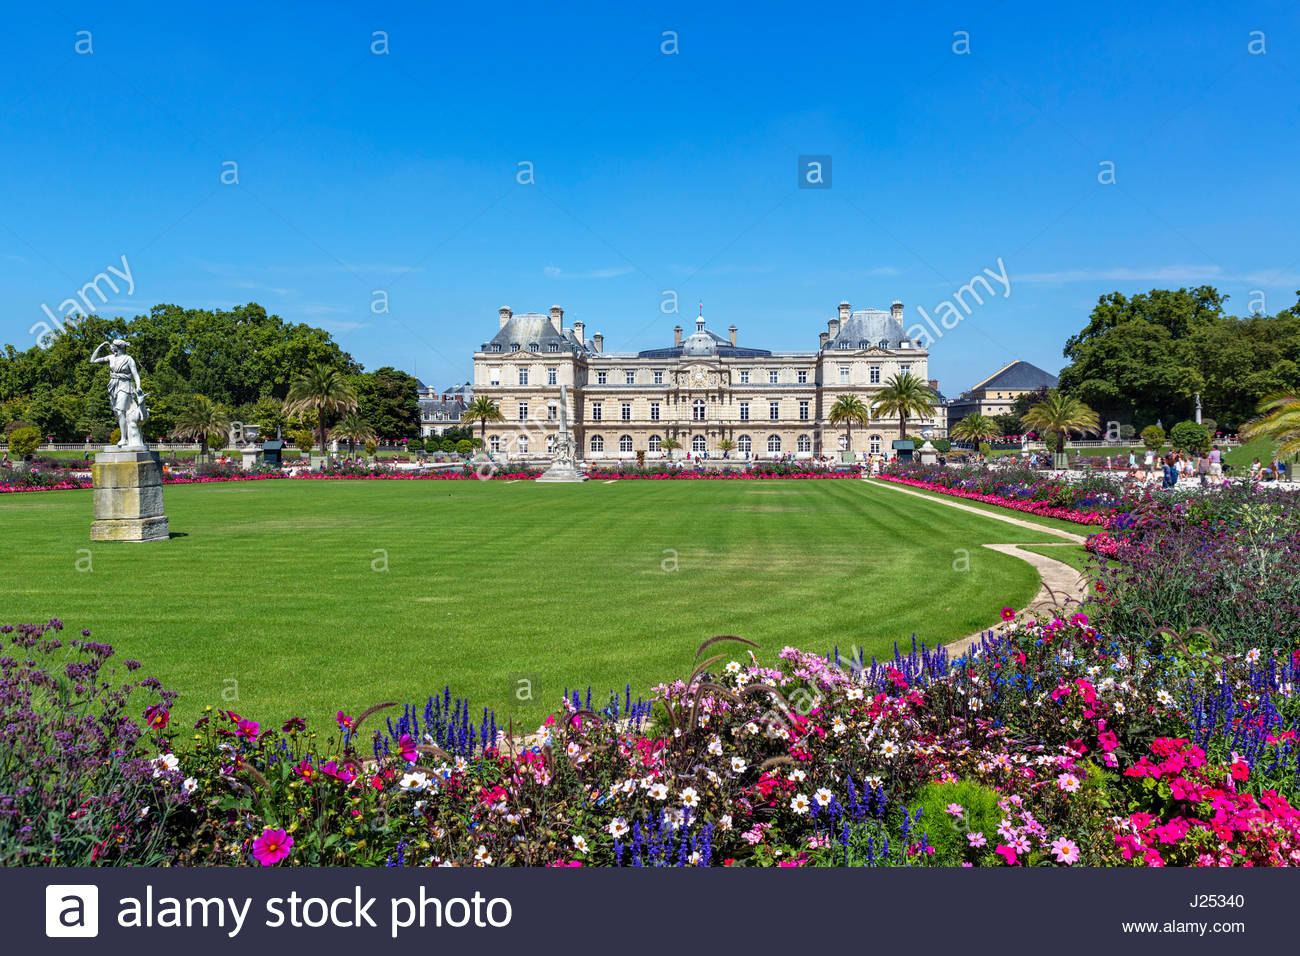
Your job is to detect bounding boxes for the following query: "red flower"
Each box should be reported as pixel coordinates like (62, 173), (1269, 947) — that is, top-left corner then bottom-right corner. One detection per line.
(144, 704), (170, 729)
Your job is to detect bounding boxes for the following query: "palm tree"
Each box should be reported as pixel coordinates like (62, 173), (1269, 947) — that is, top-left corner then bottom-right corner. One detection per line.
(332, 412), (376, 457)
(950, 412), (998, 447)
(828, 395), (870, 454)
(1021, 389), (1100, 458)
(1240, 392), (1300, 458)
(464, 396), (504, 451)
(870, 372), (937, 442)
(173, 394), (231, 460)
(282, 366), (358, 458)
(659, 436), (681, 460)
(717, 438), (736, 457)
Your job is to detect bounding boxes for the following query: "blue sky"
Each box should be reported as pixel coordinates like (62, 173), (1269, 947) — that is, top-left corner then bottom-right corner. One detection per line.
(2, 1), (1298, 394)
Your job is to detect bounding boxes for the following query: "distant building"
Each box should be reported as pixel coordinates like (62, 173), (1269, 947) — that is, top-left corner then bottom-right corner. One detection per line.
(947, 360), (1058, 425)
(470, 300), (941, 460)
(416, 380), (466, 438)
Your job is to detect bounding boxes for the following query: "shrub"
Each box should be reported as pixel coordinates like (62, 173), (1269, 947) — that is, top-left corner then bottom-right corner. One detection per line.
(291, 429), (315, 454)
(440, 439), (456, 453)
(456, 439), (473, 454)
(1168, 420), (1210, 455)
(930, 438), (951, 453)
(1119, 423), (1136, 441)
(1140, 425), (1165, 450)
(6, 426), (41, 458)
(365, 440), (377, 457)
(978, 441), (991, 456)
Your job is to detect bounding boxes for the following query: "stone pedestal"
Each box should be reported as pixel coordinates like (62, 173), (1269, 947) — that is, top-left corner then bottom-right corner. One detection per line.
(918, 440), (938, 465)
(536, 459), (588, 482)
(240, 447), (260, 472)
(91, 449), (169, 542)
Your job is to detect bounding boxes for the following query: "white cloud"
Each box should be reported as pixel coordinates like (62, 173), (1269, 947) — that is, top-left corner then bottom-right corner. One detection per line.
(543, 265), (635, 280)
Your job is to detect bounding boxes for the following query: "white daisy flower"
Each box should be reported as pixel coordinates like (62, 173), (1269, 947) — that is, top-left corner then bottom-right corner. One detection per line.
(648, 782), (669, 801)
(473, 845), (492, 865)
(730, 756), (748, 773)
(399, 771), (429, 791)
(814, 788), (833, 807)
(681, 787), (700, 808)
(572, 835), (589, 853)
(608, 817), (629, 838)
(181, 777), (198, 794)
(790, 793), (811, 815)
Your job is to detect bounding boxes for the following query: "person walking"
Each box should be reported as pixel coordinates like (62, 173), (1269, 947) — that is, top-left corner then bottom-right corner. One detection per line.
(1208, 445), (1222, 480)
(1196, 452), (1209, 487)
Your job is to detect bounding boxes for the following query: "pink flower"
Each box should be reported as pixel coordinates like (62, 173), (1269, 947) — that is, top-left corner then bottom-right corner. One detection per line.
(251, 827), (293, 866)
(398, 734), (418, 762)
(336, 711), (354, 731)
(994, 844), (1019, 865)
(967, 832), (987, 847)
(946, 803), (964, 817)
(236, 718), (259, 741)
(1050, 838), (1080, 864)
(321, 760), (356, 783)
(1056, 772), (1081, 793)
(1001, 607), (1015, 621)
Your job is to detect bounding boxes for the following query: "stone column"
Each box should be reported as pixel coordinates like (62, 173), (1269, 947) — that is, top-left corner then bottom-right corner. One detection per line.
(90, 449), (170, 542)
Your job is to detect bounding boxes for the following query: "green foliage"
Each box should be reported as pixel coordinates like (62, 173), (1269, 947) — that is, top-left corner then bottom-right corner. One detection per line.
(0, 305), (358, 441)
(6, 426), (41, 457)
(364, 440), (377, 457)
(439, 439), (456, 453)
(929, 437), (951, 453)
(870, 372), (936, 439)
(291, 429), (315, 454)
(950, 412), (997, 443)
(978, 441), (991, 455)
(1022, 389), (1100, 453)
(1120, 423), (1136, 440)
(173, 394), (231, 458)
(284, 366), (358, 454)
(1168, 420), (1211, 454)
(1140, 424), (1166, 450)
(914, 780), (1003, 864)
(352, 367), (419, 441)
(991, 412), (1023, 436)
(456, 439), (472, 454)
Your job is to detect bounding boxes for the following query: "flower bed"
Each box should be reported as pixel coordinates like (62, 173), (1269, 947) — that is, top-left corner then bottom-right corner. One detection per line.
(875, 473), (1111, 526)
(7, 611), (1298, 867)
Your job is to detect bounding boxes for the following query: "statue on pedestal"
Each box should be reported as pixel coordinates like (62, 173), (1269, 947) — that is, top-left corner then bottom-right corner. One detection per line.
(537, 384), (587, 482)
(90, 338), (150, 450)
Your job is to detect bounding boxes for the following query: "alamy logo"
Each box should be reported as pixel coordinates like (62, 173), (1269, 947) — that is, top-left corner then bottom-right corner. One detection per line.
(46, 885), (99, 937)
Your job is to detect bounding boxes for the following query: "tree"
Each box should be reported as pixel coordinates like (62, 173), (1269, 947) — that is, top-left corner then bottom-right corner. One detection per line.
(1140, 425), (1166, 451)
(6, 426), (41, 458)
(991, 413), (1023, 437)
(173, 394), (231, 459)
(659, 436), (681, 459)
(291, 429), (315, 454)
(283, 365), (358, 457)
(870, 372), (936, 441)
(332, 412), (376, 456)
(828, 395), (870, 453)
(456, 439), (473, 454)
(353, 367), (420, 441)
(1240, 393), (1300, 459)
(717, 438), (736, 455)
(1168, 420), (1211, 455)
(1011, 387), (1050, 419)
(950, 412), (998, 445)
(464, 397), (504, 450)
(1021, 389), (1101, 454)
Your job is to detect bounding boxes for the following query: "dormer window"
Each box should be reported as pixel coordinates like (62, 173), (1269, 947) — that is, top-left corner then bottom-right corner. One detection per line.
(879, 339), (889, 349)
(547, 343), (559, 352)
(528, 342), (539, 352)
(838, 341), (850, 350)
(859, 340), (868, 349)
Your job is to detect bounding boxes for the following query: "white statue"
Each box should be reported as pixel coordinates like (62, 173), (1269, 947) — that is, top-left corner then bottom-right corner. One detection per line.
(90, 338), (150, 450)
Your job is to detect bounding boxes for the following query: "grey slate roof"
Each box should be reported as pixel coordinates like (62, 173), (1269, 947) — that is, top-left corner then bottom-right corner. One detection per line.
(637, 319), (771, 359)
(825, 309), (914, 350)
(483, 312), (592, 354)
(971, 361), (1058, 393)
(419, 397), (463, 421)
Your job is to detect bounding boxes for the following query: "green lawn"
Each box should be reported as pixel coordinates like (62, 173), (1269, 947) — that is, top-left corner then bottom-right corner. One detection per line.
(1, 479), (1067, 730)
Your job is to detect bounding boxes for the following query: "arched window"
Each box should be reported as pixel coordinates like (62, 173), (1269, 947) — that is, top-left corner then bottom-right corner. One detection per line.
(767, 435), (782, 454)
(517, 435), (528, 454)
(869, 434), (881, 455)
(692, 400), (706, 421)
(797, 435), (811, 453)
(648, 435), (662, 452)
(737, 435), (752, 454)
(619, 435), (633, 453)
(692, 435), (707, 453)
(590, 435), (604, 453)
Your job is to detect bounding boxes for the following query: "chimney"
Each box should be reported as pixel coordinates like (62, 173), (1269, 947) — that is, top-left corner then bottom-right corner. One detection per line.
(673, 325), (683, 347)
(891, 300), (904, 325)
(728, 325), (738, 346)
(819, 331), (830, 348)
(838, 301), (851, 323)
(573, 320), (585, 345)
(549, 304), (564, 333)
(592, 332), (603, 353)
(828, 318), (839, 337)
(498, 306), (512, 329)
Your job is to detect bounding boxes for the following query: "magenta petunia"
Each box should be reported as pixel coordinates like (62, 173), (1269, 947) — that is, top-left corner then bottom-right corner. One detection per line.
(251, 827), (293, 866)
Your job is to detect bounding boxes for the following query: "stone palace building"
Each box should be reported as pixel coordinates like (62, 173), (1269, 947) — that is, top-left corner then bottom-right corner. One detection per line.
(471, 300), (943, 460)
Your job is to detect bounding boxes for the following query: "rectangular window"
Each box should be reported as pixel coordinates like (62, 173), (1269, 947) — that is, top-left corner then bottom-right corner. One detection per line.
(489, 436), (500, 452)
(869, 365), (881, 384)
(518, 368), (529, 386)
(650, 402), (660, 421)
(592, 402), (602, 421)
(839, 366), (850, 384)
(739, 370), (750, 384)
(799, 400), (809, 421)
(797, 370), (807, 384)
(597, 371), (607, 385)
(625, 371), (635, 385)
(769, 401), (780, 421)
(547, 367), (557, 385)
(621, 403), (631, 421)
(547, 405), (557, 421)
(901, 364), (911, 375)
(517, 402), (528, 421)
(739, 401), (750, 421)
(653, 370), (664, 385)
(768, 370), (778, 384)
(489, 367), (500, 385)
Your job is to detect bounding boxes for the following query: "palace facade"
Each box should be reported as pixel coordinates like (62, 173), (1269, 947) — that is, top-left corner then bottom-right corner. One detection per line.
(471, 300), (944, 460)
